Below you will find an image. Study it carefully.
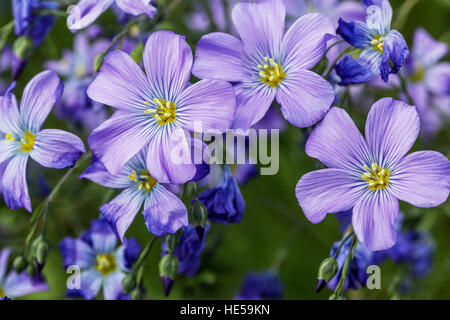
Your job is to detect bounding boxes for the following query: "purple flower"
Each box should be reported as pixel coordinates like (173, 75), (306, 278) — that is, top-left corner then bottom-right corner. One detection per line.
(161, 223), (210, 277)
(199, 165), (245, 224)
(235, 271), (283, 300)
(81, 147), (189, 240)
(59, 219), (141, 300)
(192, 0), (335, 130)
(67, 0), (157, 32)
(186, 0), (227, 32)
(0, 72), (85, 212)
(296, 98), (450, 251)
(327, 236), (372, 291)
(336, 0), (409, 84)
(403, 28), (450, 138)
(0, 248), (48, 299)
(87, 30), (236, 184)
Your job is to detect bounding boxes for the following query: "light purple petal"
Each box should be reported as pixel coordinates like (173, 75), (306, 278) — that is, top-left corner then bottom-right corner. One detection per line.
(59, 238), (96, 268)
(87, 50), (153, 112)
(365, 98), (420, 168)
(177, 79), (236, 132)
(192, 32), (246, 82)
(232, 0), (285, 59)
(146, 126), (197, 184)
(2, 154), (31, 212)
(103, 271), (125, 300)
(425, 63), (450, 96)
(334, 1), (366, 25)
(80, 269), (103, 300)
(296, 168), (365, 223)
(4, 272), (48, 298)
(0, 140), (20, 165)
(276, 69), (334, 128)
(413, 28), (448, 67)
(305, 107), (370, 172)
(31, 129), (85, 169)
(101, 187), (145, 241)
(365, 0), (392, 36)
(0, 84), (22, 136)
(88, 111), (153, 174)
(352, 191), (399, 251)
(80, 157), (133, 189)
(115, 0), (157, 18)
(20, 71), (63, 132)
(90, 218), (118, 253)
(282, 13), (335, 70)
(0, 248), (11, 283)
(143, 184), (188, 237)
(391, 151), (450, 207)
(143, 31), (193, 101)
(67, 0), (114, 32)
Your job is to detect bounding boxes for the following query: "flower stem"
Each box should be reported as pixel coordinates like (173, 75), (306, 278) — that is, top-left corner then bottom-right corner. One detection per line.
(332, 230), (354, 259)
(322, 45), (353, 79)
(133, 235), (158, 274)
(393, 0), (421, 30)
(332, 234), (357, 299)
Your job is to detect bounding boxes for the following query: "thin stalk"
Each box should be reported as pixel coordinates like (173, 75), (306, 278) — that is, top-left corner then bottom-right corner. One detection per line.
(323, 46), (353, 79)
(332, 230), (354, 259)
(133, 236), (158, 273)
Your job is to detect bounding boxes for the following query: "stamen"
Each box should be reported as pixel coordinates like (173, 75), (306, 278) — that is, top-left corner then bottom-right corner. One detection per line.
(144, 98), (176, 125)
(20, 131), (35, 153)
(361, 163), (390, 190)
(129, 170), (157, 193)
(95, 254), (117, 276)
(257, 56), (285, 88)
(5, 133), (15, 141)
(370, 35), (385, 53)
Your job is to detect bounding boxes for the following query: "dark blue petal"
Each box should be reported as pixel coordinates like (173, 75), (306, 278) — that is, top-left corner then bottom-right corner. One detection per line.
(335, 55), (378, 85)
(337, 18), (373, 49)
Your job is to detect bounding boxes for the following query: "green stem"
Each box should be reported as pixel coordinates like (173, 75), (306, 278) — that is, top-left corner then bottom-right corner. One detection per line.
(324, 40), (345, 56)
(393, 0), (421, 30)
(332, 230), (354, 259)
(35, 9), (68, 17)
(333, 235), (357, 298)
(323, 45), (353, 79)
(133, 236), (158, 273)
(398, 73), (413, 105)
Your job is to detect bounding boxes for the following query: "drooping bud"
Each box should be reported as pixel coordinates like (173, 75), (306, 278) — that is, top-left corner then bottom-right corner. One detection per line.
(12, 255), (27, 273)
(161, 276), (174, 297)
(130, 287), (144, 300)
(122, 274), (136, 294)
(166, 231), (181, 254)
(13, 36), (33, 60)
(189, 200), (208, 228)
(159, 254), (178, 280)
(32, 237), (50, 265)
(316, 257), (339, 293)
(26, 260), (37, 277)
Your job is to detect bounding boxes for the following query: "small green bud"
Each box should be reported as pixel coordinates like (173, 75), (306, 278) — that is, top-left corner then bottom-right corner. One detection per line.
(165, 231), (181, 254)
(184, 181), (198, 200)
(32, 237), (50, 265)
(26, 260), (37, 277)
(159, 254), (178, 279)
(189, 200), (208, 227)
(13, 36), (33, 60)
(93, 52), (107, 72)
(130, 288), (144, 300)
(122, 274), (136, 294)
(318, 257), (339, 282)
(12, 255), (27, 273)
(131, 42), (144, 63)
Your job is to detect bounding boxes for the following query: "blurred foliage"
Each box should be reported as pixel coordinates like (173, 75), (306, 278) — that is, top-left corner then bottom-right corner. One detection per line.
(0, 0), (449, 300)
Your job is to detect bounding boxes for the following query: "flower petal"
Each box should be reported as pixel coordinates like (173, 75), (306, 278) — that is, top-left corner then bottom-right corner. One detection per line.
(101, 187), (145, 241)
(103, 271), (125, 300)
(87, 50), (153, 112)
(232, 0), (285, 59)
(305, 107), (370, 172)
(276, 69), (334, 128)
(352, 191), (399, 251)
(176, 79), (236, 132)
(365, 0), (392, 36)
(4, 273), (48, 298)
(59, 238), (96, 268)
(0, 83), (22, 136)
(192, 32), (246, 82)
(31, 129), (85, 169)
(413, 28), (448, 67)
(80, 269), (103, 300)
(365, 98), (420, 168)
(391, 151), (450, 207)
(20, 71), (63, 132)
(384, 30), (409, 75)
(143, 184), (188, 237)
(0, 248), (11, 283)
(0, 140), (20, 165)
(143, 31), (193, 101)
(335, 52), (379, 85)
(115, 0), (157, 18)
(282, 13), (335, 70)
(337, 19), (373, 49)
(2, 154), (31, 212)
(426, 63), (450, 96)
(88, 111), (153, 174)
(67, 0), (114, 32)
(90, 218), (118, 253)
(296, 168), (365, 224)
(80, 156), (133, 189)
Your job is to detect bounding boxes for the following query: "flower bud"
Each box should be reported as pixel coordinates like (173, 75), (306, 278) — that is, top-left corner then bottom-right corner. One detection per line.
(131, 42), (144, 63)
(122, 274), (136, 294)
(33, 237), (50, 265)
(161, 276), (174, 297)
(13, 36), (33, 60)
(93, 52), (107, 72)
(316, 257), (339, 293)
(166, 231), (181, 254)
(159, 254), (178, 280)
(26, 260), (37, 277)
(12, 255), (27, 273)
(130, 288), (144, 300)
(189, 200), (208, 228)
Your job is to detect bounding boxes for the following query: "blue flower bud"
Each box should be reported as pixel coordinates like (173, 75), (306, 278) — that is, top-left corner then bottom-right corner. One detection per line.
(316, 257), (339, 292)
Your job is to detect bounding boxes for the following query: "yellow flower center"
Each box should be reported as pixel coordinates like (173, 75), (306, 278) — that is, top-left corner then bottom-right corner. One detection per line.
(410, 64), (425, 83)
(257, 57), (285, 88)
(20, 131), (36, 153)
(95, 253), (117, 276)
(362, 163), (390, 190)
(0, 286), (5, 298)
(128, 170), (157, 193)
(5, 133), (15, 141)
(144, 98), (176, 125)
(370, 35), (385, 53)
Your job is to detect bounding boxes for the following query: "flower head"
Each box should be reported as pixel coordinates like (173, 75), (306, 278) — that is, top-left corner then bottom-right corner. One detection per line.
(0, 248), (48, 299)
(335, 0), (409, 84)
(192, 0), (335, 130)
(59, 218), (141, 300)
(235, 270), (283, 300)
(296, 98), (450, 251)
(0, 71), (85, 212)
(81, 147), (191, 240)
(87, 30), (235, 184)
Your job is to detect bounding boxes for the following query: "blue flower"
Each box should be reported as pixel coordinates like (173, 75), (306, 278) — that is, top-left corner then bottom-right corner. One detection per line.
(0, 247), (48, 299)
(0, 72), (85, 212)
(199, 165), (245, 224)
(327, 236), (373, 291)
(59, 219), (141, 300)
(335, 0), (409, 84)
(161, 223), (210, 277)
(235, 271), (283, 300)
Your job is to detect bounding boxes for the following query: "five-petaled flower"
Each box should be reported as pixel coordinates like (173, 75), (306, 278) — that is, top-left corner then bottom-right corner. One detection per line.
(296, 98), (450, 251)
(59, 219), (141, 300)
(0, 71), (85, 212)
(192, 0), (335, 130)
(335, 0), (409, 85)
(87, 30), (236, 184)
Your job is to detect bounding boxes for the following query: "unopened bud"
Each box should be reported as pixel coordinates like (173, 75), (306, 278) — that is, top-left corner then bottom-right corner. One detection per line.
(26, 260), (37, 277)
(33, 237), (50, 265)
(93, 52), (107, 72)
(131, 42), (144, 63)
(130, 288), (144, 300)
(189, 200), (207, 227)
(159, 254), (178, 280)
(13, 36), (33, 60)
(161, 276), (174, 297)
(122, 274), (136, 294)
(166, 231), (181, 254)
(316, 257), (339, 293)
(12, 255), (27, 273)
